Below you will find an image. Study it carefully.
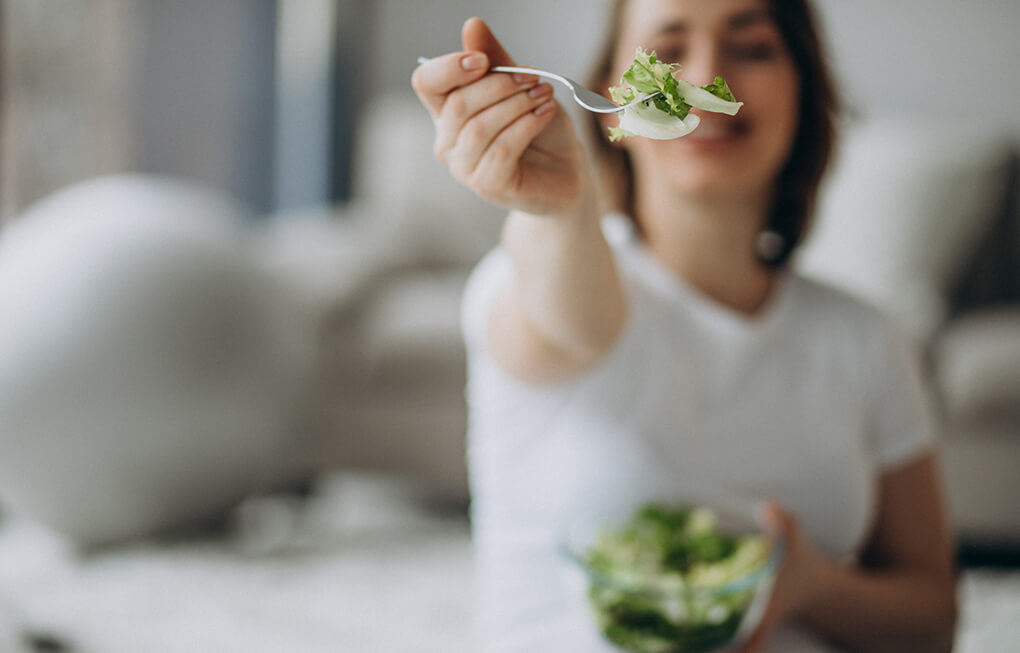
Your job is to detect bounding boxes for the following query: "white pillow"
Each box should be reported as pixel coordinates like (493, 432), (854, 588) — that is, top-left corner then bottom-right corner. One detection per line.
(796, 120), (1014, 343)
(0, 175), (317, 545)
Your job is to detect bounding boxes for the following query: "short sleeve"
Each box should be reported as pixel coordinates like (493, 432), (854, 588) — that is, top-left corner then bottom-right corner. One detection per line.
(460, 246), (513, 357)
(865, 317), (939, 469)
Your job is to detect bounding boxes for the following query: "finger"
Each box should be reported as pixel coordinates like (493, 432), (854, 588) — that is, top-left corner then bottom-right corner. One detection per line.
(467, 98), (559, 203)
(461, 17), (515, 67)
(434, 73), (548, 160)
(732, 606), (779, 653)
(411, 51), (490, 118)
(447, 84), (556, 186)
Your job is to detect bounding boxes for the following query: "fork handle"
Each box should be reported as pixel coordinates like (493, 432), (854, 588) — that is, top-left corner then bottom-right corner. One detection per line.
(416, 58), (572, 88)
(490, 66), (571, 88)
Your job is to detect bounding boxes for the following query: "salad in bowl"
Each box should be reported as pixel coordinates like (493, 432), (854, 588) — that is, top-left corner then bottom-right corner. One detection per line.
(561, 499), (781, 653)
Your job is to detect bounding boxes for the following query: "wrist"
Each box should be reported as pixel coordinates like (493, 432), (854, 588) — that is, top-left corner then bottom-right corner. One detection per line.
(557, 191), (601, 231)
(511, 133), (599, 220)
(503, 187), (602, 257)
(544, 163), (600, 224)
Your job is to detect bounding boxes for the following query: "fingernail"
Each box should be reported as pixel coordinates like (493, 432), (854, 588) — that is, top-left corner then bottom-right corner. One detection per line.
(512, 73), (537, 84)
(528, 83), (552, 99)
(461, 54), (486, 71)
(533, 100), (555, 116)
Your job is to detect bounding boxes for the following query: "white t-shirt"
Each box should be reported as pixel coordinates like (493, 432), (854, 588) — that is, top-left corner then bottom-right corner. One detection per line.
(461, 215), (936, 653)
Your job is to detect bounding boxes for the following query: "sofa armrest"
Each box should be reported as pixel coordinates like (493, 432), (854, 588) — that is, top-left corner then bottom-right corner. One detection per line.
(933, 307), (1020, 425)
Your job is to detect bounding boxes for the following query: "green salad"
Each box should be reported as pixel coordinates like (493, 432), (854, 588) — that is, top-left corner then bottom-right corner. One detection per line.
(583, 502), (771, 653)
(608, 48), (743, 142)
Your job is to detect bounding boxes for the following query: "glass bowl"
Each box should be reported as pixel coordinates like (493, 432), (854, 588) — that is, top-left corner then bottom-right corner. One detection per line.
(559, 496), (782, 653)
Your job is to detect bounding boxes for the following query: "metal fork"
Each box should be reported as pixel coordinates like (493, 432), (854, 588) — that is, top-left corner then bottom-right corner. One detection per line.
(416, 57), (659, 114)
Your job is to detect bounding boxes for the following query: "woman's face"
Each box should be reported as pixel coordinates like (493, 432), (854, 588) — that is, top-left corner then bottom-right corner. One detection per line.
(610, 0), (800, 203)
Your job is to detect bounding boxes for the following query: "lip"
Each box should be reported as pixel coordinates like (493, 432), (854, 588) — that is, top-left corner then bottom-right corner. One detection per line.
(669, 116), (751, 153)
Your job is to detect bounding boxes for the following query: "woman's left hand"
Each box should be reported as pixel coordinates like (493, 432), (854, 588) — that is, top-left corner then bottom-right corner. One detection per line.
(733, 502), (828, 653)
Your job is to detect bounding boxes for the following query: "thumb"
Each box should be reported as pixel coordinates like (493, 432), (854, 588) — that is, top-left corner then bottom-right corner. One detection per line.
(461, 17), (516, 67)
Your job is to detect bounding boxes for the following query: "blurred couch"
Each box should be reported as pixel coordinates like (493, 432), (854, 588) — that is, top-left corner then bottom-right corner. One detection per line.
(0, 93), (1017, 551)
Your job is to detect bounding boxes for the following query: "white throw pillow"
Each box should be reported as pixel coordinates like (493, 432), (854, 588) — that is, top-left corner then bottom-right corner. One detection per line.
(796, 120), (1014, 343)
(0, 175), (317, 545)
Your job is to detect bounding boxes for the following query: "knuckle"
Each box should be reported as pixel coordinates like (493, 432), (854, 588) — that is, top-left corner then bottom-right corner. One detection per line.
(496, 74), (523, 95)
(462, 119), (488, 146)
(506, 90), (530, 114)
(466, 162), (509, 204)
(410, 67), (426, 94)
(487, 139), (513, 163)
(433, 142), (450, 163)
(447, 156), (471, 184)
(444, 92), (468, 120)
(432, 139), (446, 162)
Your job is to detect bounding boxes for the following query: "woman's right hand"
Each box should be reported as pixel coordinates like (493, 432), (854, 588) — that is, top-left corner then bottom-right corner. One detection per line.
(413, 19), (623, 384)
(411, 17), (592, 219)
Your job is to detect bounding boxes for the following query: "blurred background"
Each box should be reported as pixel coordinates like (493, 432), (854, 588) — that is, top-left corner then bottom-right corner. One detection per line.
(1, 1), (1019, 651)
(6, 0), (1019, 220)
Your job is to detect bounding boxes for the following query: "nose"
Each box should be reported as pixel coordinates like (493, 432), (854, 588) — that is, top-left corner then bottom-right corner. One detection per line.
(681, 36), (724, 87)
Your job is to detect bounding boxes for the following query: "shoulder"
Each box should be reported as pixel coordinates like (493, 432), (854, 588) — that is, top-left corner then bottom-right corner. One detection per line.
(785, 273), (927, 399)
(780, 273), (926, 383)
(460, 246), (512, 350)
(787, 273), (937, 465)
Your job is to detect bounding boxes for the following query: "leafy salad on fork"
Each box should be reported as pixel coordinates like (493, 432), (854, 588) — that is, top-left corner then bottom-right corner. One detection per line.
(608, 48), (744, 141)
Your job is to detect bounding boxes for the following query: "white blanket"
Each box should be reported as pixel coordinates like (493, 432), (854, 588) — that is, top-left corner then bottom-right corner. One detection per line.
(0, 472), (1016, 653)
(0, 472), (474, 653)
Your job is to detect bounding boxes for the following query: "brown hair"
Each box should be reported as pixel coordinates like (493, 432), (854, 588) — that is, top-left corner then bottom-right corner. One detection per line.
(585, 0), (840, 267)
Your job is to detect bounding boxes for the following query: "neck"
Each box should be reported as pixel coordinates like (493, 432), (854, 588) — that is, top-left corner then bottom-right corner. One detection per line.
(634, 184), (777, 316)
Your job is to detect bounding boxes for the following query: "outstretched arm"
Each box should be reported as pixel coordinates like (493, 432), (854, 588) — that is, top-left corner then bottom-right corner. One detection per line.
(412, 18), (625, 383)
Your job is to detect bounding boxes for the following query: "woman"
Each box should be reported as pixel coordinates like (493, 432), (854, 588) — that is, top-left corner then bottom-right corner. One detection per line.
(411, 1), (957, 651)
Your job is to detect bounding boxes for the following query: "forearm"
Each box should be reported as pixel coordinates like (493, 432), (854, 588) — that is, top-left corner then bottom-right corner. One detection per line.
(798, 559), (957, 652)
(497, 188), (625, 372)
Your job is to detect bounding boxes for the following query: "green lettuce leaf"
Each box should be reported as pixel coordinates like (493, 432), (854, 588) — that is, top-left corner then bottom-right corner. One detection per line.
(608, 126), (634, 142)
(615, 48), (692, 119)
(701, 76), (737, 102)
(606, 48), (743, 140)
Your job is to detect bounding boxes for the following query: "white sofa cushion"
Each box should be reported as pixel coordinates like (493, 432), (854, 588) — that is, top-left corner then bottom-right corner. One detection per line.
(796, 120), (1014, 343)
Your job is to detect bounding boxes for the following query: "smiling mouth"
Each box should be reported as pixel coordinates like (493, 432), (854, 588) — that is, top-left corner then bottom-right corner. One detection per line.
(685, 118), (751, 142)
